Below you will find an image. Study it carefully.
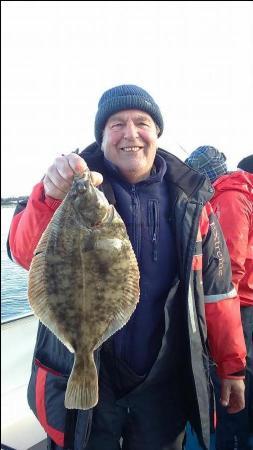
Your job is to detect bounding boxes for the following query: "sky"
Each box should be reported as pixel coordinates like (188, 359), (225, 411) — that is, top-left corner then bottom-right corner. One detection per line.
(2, 1), (253, 197)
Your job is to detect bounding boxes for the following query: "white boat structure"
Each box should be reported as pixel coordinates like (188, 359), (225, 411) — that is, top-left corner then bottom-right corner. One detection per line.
(1, 313), (47, 450)
(4, 314), (251, 450)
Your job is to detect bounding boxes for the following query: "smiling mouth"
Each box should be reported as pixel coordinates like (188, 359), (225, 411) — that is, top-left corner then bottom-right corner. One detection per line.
(120, 146), (143, 152)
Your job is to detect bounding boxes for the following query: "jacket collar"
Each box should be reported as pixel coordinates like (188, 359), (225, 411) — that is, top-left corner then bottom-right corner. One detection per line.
(80, 143), (214, 205)
(103, 153), (167, 187)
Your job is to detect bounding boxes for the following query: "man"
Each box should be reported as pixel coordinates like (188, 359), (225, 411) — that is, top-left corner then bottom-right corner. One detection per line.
(185, 146), (253, 450)
(8, 86), (246, 450)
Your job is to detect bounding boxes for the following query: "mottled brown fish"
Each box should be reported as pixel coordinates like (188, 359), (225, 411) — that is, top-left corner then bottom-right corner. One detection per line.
(28, 168), (140, 410)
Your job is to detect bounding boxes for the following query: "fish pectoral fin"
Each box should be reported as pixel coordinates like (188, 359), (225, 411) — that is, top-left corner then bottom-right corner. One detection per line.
(65, 352), (98, 410)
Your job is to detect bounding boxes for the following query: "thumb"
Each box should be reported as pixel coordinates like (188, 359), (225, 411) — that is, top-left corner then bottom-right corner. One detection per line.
(91, 171), (103, 187)
(220, 381), (231, 407)
(66, 153), (88, 175)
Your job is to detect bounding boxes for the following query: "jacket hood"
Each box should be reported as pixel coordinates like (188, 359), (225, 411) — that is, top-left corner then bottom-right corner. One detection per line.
(213, 171), (253, 200)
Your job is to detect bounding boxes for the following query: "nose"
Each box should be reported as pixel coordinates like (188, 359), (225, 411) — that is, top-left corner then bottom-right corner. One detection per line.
(124, 120), (138, 140)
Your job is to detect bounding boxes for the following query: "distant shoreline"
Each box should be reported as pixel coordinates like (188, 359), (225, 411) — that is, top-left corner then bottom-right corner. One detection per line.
(1, 203), (18, 207)
(1, 197), (28, 206)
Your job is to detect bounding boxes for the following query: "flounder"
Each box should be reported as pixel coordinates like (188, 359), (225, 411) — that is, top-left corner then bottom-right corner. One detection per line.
(28, 168), (140, 410)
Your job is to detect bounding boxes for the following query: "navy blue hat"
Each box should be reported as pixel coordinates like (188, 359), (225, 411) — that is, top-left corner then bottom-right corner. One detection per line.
(185, 146), (228, 183)
(94, 84), (164, 145)
(237, 155), (253, 173)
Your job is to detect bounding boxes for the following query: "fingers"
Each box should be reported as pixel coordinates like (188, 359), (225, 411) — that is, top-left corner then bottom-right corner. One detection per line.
(44, 155), (78, 200)
(91, 171), (103, 187)
(220, 380), (230, 408)
(66, 153), (88, 176)
(43, 153), (103, 200)
(43, 173), (69, 200)
(66, 154), (103, 186)
(46, 156), (74, 194)
(227, 393), (245, 414)
(220, 379), (245, 414)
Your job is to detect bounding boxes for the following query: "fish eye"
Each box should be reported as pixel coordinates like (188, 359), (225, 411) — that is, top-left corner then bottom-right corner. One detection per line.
(70, 190), (77, 199)
(77, 182), (86, 194)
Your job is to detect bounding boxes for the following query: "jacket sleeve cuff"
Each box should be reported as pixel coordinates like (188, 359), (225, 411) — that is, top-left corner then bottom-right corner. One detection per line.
(216, 357), (246, 379)
(221, 368), (245, 380)
(222, 375), (245, 380)
(44, 194), (62, 210)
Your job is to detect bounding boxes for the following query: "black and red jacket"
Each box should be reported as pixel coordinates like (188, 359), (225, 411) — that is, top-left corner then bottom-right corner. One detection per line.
(7, 145), (246, 449)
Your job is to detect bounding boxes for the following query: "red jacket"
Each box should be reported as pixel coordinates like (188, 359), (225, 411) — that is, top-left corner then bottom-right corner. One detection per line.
(212, 171), (253, 307)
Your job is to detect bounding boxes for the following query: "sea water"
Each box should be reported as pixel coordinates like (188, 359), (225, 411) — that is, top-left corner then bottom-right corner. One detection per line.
(1, 205), (31, 322)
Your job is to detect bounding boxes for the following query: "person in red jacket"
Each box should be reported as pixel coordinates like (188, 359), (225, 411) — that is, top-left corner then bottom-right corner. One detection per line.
(185, 147), (253, 450)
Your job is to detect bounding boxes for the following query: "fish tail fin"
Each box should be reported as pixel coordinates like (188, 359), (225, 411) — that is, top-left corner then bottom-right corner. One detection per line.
(65, 352), (98, 410)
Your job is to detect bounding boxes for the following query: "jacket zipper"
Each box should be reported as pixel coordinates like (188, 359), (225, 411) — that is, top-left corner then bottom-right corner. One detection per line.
(148, 199), (159, 262)
(131, 185), (140, 260)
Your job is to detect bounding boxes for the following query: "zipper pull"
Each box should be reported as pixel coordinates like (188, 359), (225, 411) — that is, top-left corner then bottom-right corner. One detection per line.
(152, 201), (158, 262)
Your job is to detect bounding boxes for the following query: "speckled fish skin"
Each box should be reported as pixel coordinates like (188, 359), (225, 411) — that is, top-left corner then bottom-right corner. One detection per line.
(28, 169), (140, 410)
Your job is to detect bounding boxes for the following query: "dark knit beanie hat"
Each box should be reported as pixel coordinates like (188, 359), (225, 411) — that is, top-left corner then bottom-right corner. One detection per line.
(185, 145), (228, 183)
(237, 155), (253, 173)
(94, 84), (164, 145)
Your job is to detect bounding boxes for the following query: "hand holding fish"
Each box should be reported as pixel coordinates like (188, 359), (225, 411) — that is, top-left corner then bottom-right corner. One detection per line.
(43, 152), (103, 200)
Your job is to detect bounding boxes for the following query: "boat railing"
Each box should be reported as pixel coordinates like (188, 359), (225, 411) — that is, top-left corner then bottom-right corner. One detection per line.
(1, 311), (34, 326)
(1, 312), (47, 449)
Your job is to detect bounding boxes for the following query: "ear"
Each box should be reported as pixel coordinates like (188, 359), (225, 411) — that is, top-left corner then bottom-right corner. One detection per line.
(155, 125), (160, 136)
(100, 131), (105, 153)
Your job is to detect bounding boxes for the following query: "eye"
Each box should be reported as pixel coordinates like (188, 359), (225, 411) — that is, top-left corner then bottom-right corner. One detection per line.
(137, 122), (149, 128)
(111, 123), (123, 129)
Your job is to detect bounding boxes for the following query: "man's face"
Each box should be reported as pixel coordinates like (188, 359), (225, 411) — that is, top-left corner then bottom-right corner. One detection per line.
(101, 109), (159, 183)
